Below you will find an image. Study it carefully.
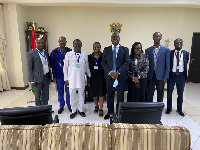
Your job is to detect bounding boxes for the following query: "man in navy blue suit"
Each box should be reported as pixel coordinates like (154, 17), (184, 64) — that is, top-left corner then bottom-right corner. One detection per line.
(145, 32), (170, 102)
(50, 36), (72, 114)
(166, 38), (189, 116)
(102, 32), (129, 119)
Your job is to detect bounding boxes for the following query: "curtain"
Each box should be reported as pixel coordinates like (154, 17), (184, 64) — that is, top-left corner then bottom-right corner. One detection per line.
(0, 4), (11, 91)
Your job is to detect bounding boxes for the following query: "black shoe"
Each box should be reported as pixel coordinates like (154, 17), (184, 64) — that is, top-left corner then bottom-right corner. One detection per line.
(58, 108), (64, 114)
(68, 107), (72, 113)
(104, 114), (110, 120)
(78, 111), (86, 117)
(165, 109), (172, 114)
(70, 111), (77, 119)
(177, 110), (185, 116)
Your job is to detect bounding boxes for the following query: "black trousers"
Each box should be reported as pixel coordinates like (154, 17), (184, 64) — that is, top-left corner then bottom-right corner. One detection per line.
(147, 72), (165, 102)
(127, 77), (148, 102)
(167, 73), (185, 111)
(106, 79), (127, 115)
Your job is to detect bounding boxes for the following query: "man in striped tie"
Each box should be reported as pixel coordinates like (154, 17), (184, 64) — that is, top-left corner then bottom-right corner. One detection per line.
(102, 32), (130, 120)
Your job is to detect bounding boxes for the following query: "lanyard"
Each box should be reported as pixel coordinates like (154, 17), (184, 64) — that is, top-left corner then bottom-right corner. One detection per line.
(57, 47), (67, 67)
(92, 53), (100, 65)
(59, 47), (67, 59)
(36, 48), (46, 59)
(153, 48), (160, 60)
(75, 51), (81, 63)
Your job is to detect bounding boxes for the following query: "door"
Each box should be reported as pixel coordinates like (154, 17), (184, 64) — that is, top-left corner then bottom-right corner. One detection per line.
(188, 33), (200, 83)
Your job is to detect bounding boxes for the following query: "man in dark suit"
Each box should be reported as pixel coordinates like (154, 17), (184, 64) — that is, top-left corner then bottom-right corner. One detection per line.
(101, 32), (129, 119)
(166, 38), (189, 116)
(28, 38), (51, 106)
(145, 32), (170, 102)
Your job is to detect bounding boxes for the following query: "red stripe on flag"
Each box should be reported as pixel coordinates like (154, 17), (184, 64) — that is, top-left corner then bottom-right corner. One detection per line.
(32, 26), (36, 50)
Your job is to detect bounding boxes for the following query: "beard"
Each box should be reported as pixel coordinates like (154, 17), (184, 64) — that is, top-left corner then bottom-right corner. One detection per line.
(155, 41), (160, 44)
(176, 47), (182, 51)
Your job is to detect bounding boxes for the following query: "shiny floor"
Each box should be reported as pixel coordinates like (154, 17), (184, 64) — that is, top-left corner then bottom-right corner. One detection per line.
(0, 82), (200, 149)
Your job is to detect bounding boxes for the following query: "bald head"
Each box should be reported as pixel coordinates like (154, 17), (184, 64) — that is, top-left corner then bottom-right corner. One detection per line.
(111, 32), (120, 46)
(73, 39), (82, 52)
(58, 36), (67, 48)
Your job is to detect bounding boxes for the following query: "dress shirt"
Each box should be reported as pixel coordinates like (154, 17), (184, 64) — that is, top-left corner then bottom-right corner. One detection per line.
(153, 46), (160, 70)
(112, 44), (120, 58)
(172, 50), (184, 73)
(38, 49), (49, 75)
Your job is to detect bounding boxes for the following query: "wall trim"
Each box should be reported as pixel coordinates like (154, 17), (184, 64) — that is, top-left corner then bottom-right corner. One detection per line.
(11, 85), (29, 90)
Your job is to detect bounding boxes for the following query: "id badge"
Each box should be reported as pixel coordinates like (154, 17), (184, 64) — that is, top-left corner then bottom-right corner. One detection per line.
(44, 60), (48, 65)
(76, 64), (80, 68)
(94, 66), (98, 70)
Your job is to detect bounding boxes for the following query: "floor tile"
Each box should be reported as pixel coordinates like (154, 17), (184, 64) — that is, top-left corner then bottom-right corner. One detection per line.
(1, 82), (200, 148)
(190, 116), (200, 124)
(183, 107), (200, 116)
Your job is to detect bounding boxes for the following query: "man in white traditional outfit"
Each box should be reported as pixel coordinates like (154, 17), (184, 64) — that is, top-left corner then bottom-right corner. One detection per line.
(63, 39), (91, 119)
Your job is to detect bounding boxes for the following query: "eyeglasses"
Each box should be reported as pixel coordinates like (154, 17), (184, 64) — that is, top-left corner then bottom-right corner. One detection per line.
(134, 48), (141, 50)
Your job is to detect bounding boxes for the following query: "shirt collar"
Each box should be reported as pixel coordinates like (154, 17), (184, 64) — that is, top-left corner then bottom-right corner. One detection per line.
(175, 49), (182, 53)
(154, 46), (160, 49)
(112, 44), (120, 50)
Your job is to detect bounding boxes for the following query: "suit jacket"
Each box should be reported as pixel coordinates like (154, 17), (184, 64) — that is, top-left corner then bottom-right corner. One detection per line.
(28, 49), (51, 83)
(145, 45), (170, 80)
(169, 50), (189, 82)
(101, 45), (130, 81)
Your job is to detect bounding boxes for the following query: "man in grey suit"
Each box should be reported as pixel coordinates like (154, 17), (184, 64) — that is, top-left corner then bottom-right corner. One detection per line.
(102, 32), (130, 119)
(28, 38), (51, 106)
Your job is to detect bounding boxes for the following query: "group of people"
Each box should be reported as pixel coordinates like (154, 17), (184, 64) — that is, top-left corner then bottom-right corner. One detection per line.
(27, 31), (189, 120)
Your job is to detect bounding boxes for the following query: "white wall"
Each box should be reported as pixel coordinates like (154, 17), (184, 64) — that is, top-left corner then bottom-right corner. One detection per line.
(16, 4), (29, 86)
(3, 4), (200, 87)
(3, 4), (29, 87)
(25, 6), (200, 54)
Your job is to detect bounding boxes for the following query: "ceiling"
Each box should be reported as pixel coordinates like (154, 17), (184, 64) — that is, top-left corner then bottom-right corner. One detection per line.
(1, 0), (200, 8)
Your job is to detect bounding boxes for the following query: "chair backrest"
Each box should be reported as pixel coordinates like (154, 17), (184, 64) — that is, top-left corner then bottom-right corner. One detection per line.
(118, 102), (164, 124)
(0, 105), (53, 125)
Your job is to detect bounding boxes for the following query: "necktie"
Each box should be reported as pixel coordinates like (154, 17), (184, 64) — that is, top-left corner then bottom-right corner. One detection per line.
(113, 46), (116, 71)
(176, 51), (180, 75)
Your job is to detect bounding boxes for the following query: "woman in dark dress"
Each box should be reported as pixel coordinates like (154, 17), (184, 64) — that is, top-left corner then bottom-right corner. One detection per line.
(88, 42), (106, 117)
(127, 42), (149, 102)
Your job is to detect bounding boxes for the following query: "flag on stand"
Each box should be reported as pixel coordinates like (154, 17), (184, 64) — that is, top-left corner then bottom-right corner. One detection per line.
(30, 22), (42, 102)
(32, 23), (36, 50)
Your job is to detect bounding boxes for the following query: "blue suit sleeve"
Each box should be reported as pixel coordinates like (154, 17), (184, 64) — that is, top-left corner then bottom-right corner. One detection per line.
(164, 48), (170, 79)
(186, 51), (189, 64)
(117, 47), (130, 74)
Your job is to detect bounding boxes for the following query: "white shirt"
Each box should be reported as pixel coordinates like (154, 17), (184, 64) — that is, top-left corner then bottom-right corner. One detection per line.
(37, 49), (49, 75)
(135, 58), (138, 66)
(172, 50), (184, 73)
(63, 51), (91, 89)
(112, 44), (120, 58)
